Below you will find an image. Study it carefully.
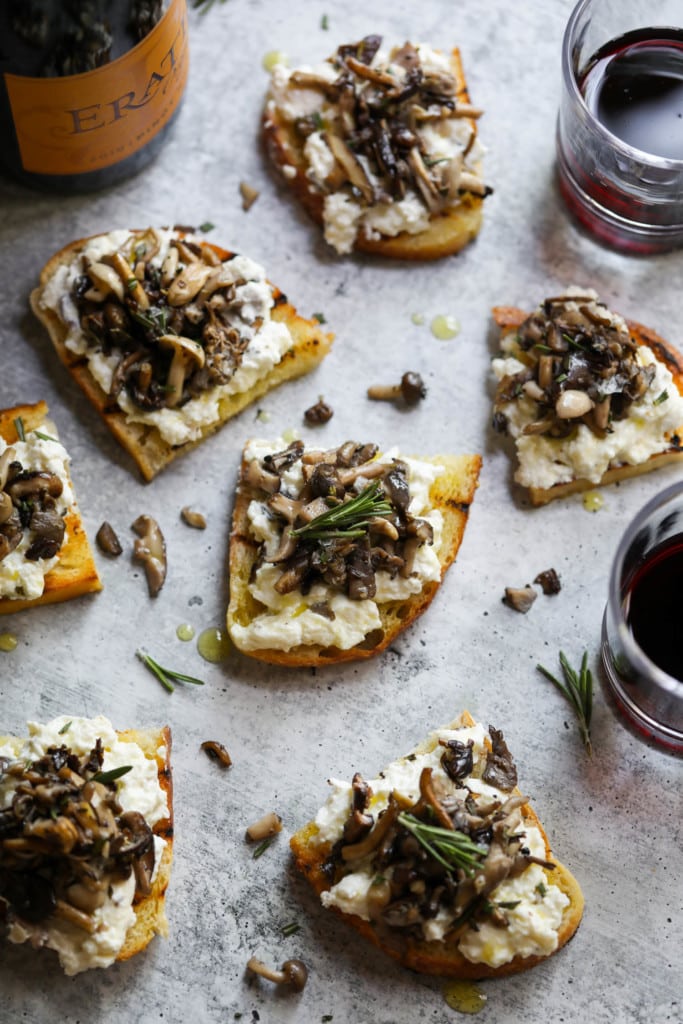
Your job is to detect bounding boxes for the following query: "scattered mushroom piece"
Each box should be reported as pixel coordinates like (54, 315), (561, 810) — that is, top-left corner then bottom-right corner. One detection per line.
(503, 585), (537, 614)
(239, 181), (260, 211)
(245, 812), (283, 842)
(200, 740), (232, 768)
(534, 568), (562, 595)
(96, 521), (123, 557)
(367, 371), (427, 406)
(131, 515), (167, 597)
(246, 956), (309, 993)
(181, 506), (207, 530)
(304, 397), (334, 425)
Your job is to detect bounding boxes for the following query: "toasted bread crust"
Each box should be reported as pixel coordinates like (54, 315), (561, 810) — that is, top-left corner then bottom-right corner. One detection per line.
(290, 711), (584, 979)
(30, 233), (333, 481)
(227, 451), (481, 666)
(0, 402), (101, 614)
(492, 306), (683, 507)
(263, 47), (484, 260)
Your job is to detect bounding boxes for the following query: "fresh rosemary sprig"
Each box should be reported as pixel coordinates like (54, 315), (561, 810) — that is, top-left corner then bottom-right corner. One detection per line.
(397, 813), (488, 876)
(536, 651), (593, 755)
(290, 481), (393, 541)
(136, 649), (205, 693)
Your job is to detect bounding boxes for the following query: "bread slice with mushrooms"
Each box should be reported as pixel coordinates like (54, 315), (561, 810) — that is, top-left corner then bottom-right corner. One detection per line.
(0, 401), (101, 614)
(0, 717), (173, 974)
(227, 438), (481, 666)
(491, 290), (683, 506)
(30, 228), (333, 481)
(263, 37), (488, 259)
(290, 710), (584, 979)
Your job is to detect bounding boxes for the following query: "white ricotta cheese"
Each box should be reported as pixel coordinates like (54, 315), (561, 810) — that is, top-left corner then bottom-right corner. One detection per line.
(38, 230), (295, 447)
(0, 431), (75, 600)
(312, 721), (570, 966)
(0, 715), (168, 975)
(231, 440), (445, 651)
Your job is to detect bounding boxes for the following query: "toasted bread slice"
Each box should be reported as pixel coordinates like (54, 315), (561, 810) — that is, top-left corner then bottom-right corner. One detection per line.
(263, 42), (486, 259)
(291, 710), (584, 978)
(30, 230), (333, 481)
(227, 442), (481, 666)
(0, 720), (173, 971)
(0, 401), (101, 614)
(492, 298), (683, 507)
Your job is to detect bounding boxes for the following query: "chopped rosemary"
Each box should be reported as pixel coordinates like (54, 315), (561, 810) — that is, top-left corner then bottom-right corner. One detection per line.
(535, 881), (547, 897)
(320, 13), (329, 29)
(654, 390), (669, 405)
(289, 481), (393, 541)
(281, 921), (301, 936)
(312, 111), (324, 131)
(13, 417), (25, 442)
(130, 305), (171, 337)
(199, 220), (215, 232)
(126, 277), (138, 291)
(58, 720), (72, 735)
(312, 311), (327, 323)
(92, 765), (133, 784)
(537, 651), (593, 755)
(136, 649), (205, 693)
(397, 813), (488, 876)
(252, 836), (275, 859)
(555, 373), (568, 384)
(33, 429), (58, 442)
(534, 343), (552, 353)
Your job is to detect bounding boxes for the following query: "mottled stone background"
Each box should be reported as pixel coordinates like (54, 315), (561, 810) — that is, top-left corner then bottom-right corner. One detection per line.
(0, 1), (680, 1022)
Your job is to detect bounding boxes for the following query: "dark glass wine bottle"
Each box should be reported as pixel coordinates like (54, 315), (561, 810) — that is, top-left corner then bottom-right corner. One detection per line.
(0, 0), (189, 193)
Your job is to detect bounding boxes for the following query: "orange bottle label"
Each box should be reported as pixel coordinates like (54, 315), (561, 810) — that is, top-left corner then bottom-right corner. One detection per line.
(4, 0), (189, 176)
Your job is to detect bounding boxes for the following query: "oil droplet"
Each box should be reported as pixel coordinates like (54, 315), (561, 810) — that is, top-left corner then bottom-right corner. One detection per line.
(176, 623), (195, 642)
(583, 490), (604, 512)
(0, 632), (17, 652)
(281, 427), (299, 443)
(197, 627), (230, 663)
(443, 981), (487, 1014)
(411, 312), (426, 326)
(263, 50), (288, 72)
(430, 314), (460, 340)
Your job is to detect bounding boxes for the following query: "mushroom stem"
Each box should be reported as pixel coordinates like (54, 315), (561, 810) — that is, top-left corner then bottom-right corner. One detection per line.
(245, 812), (283, 842)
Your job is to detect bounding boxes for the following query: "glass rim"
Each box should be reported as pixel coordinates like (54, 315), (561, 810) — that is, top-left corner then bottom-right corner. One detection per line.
(608, 478), (683, 698)
(562, 0), (683, 172)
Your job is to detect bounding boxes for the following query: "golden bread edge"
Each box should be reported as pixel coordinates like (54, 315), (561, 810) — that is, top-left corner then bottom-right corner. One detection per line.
(0, 724), (173, 965)
(262, 48), (484, 261)
(289, 711), (584, 979)
(30, 234), (333, 481)
(0, 401), (101, 614)
(492, 306), (683, 507)
(227, 452), (482, 666)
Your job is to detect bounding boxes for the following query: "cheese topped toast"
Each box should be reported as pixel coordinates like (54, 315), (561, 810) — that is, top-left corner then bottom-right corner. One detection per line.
(291, 711), (584, 978)
(31, 228), (333, 480)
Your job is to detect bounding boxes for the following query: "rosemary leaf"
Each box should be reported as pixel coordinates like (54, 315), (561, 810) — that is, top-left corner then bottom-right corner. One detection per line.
(253, 836), (275, 859)
(33, 430), (58, 442)
(13, 417), (25, 442)
(290, 481), (393, 542)
(136, 649), (205, 693)
(281, 921), (301, 936)
(537, 651), (593, 755)
(92, 765), (133, 784)
(58, 720), (72, 735)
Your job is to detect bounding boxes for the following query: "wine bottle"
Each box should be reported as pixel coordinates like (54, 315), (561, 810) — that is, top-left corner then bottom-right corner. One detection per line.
(0, 0), (189, 193)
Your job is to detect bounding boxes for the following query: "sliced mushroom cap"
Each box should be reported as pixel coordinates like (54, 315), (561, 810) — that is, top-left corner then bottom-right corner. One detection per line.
(165, 261), (214, 306)
(131, 515), (167, 597)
